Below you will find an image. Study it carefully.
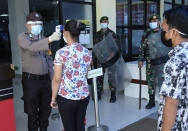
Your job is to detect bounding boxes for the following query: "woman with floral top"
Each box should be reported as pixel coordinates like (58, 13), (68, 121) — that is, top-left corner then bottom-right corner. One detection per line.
(51, 20), (92, 131)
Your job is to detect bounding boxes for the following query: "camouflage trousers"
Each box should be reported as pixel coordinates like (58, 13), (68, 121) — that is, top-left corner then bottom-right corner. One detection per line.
(93, 56), (115, 93)
(146, 63), (164, 95)
(96, 68), (115, 93)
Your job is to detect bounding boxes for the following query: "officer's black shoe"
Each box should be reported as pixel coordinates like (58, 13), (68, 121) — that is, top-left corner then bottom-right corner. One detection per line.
(40, 127), (47, 131)
(145, 94), (155, 109)
(110, 90), (116, 103)
(110, 95), (116, 103)
(98, 91), (101, 100)
(145, 101), (155, 109)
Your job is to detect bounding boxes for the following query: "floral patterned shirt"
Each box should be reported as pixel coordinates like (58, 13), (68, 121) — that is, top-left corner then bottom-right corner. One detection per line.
(158, 42), (188, 131)
(54, 43), (92, 100)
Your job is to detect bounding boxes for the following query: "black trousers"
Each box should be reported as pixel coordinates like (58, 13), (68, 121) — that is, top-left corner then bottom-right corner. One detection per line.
(57, 95), (90, 131)
(22, 76), (52, 131)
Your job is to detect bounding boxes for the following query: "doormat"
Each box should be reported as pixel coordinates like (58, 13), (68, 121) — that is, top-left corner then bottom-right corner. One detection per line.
(119, 117), (157, 131)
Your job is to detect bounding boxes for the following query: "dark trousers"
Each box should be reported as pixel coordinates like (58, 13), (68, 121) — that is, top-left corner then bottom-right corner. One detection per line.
(57, 95), (90, 131)
(22, 76), (52, 131)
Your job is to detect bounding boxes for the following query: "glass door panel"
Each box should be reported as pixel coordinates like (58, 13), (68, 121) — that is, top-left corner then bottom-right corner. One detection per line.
(147, 1), (158, 25)
(132, 30), (144, 55)
(132, 0), (144, 25)
(62, 2), (93, 48)
(117, 28), (128, 56)
(116, 0), (128, 26)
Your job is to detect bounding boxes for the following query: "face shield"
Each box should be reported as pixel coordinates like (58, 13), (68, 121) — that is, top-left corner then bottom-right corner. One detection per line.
(27, 21), (43, 36)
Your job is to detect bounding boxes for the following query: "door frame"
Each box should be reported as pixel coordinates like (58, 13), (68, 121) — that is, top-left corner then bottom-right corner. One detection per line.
(58, 0), (96, 49)
(116, 0), (160, 61)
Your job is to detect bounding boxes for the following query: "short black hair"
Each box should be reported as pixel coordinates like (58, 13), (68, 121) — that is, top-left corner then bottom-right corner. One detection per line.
(64, 20), (86, 39)
(163, 6), (188, 38)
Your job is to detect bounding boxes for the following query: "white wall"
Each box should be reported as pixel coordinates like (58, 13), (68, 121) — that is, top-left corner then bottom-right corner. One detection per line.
(96, 0), (116, 32)
(8, 0), (29, 74)
(160, 0), (165, 21)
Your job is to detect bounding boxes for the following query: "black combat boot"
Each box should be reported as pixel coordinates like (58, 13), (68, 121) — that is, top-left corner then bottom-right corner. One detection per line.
(110, 89), (116, 103)
(145, 94), (155, 109)
(40, 127), (47, 131)
(98, 90), (101, 100)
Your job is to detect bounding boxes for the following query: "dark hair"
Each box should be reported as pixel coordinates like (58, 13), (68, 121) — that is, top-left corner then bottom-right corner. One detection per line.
(163, 6), (188, 38)
(64, 20), (86, 39)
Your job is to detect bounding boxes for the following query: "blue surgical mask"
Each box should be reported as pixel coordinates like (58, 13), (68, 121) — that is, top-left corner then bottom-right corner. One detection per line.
(31, 25), (42, 35)
(101, 23), (108, 29)
(149, 22), (158, 30)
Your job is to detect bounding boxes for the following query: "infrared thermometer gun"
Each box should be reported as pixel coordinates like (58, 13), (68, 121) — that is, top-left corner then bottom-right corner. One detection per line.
(55, 25), (63, 32)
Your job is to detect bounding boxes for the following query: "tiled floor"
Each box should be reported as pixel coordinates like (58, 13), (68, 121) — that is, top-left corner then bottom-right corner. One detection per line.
(13, 77), (158, 131)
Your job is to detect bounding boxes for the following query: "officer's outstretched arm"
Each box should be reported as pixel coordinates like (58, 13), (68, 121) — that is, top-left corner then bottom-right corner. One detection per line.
(18, 34), (50, 52)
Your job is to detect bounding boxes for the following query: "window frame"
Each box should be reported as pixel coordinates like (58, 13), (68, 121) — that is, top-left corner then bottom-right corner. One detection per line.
(116, 0), (160, 61)
(164, 0), (185, 8)
(59, 0), (96, 49)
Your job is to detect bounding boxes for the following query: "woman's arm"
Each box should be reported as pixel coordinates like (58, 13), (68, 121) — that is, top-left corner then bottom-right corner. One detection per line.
(51, 64), (63, 108)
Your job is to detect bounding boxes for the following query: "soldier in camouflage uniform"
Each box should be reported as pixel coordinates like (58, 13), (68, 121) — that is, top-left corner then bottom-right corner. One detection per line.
(93, 16), (117, 103)
(138, 15), (171, 109)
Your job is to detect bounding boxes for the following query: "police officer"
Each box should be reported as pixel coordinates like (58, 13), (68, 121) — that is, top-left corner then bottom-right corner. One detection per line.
(17, 12), (61, 131)
(94, 16), (117, 103)
(138, 15), (171, 109)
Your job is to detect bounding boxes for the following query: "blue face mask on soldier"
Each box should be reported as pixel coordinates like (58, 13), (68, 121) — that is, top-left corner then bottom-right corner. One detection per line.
(31, 25), (42, 35)
(101, 23), (108, 29)
(149, 22), (158, 29)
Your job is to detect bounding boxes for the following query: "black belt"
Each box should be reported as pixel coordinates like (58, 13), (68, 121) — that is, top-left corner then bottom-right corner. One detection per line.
(22, 72), (49, 80)
(101, 52), (121, 68)
(150, 55), (169, 66)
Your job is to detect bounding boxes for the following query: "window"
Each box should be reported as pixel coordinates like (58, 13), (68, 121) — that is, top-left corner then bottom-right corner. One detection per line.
(29, 0), (96, 57)
(0, 0), (11, 63)
(61, 1), (94, 49)
(164, 0), (186, 11)
(116, 0), (160, 61)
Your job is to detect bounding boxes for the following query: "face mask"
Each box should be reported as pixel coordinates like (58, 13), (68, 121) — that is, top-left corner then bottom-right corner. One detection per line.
(174, 29), (188, 37)
(149, 22), (158, 30)
(31, 25), (42, 35)
(63, 34), (68, 43)
(101, 23), (108, 29)
(161, 31), (172, 47)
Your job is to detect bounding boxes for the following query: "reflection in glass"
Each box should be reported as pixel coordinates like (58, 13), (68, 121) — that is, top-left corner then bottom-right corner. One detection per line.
(62, 2), (93, 48)
(29, 0), (59, 36)
(65, 0), (92, 2)
(116, 0), (128, 26)
(29, 0), (60, 58)
(147, 1), (157, 24)
(164, 0), (172, 2)
(132, 30), (144, 55)
(175, 0), (182, 4)
(164, 4), (172, 11)
(132, 0), (144, 25)
(117, 28), (128, 56)
(185, 0), (188, 5)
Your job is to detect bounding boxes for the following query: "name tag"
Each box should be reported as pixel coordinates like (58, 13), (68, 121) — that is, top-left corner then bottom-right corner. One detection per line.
(88, 68), (103, 79)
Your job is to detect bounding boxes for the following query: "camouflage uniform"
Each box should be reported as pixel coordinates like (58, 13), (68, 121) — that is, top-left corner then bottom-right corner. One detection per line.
(93, 28), (117, 93)
(138, 29), (171, 95)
